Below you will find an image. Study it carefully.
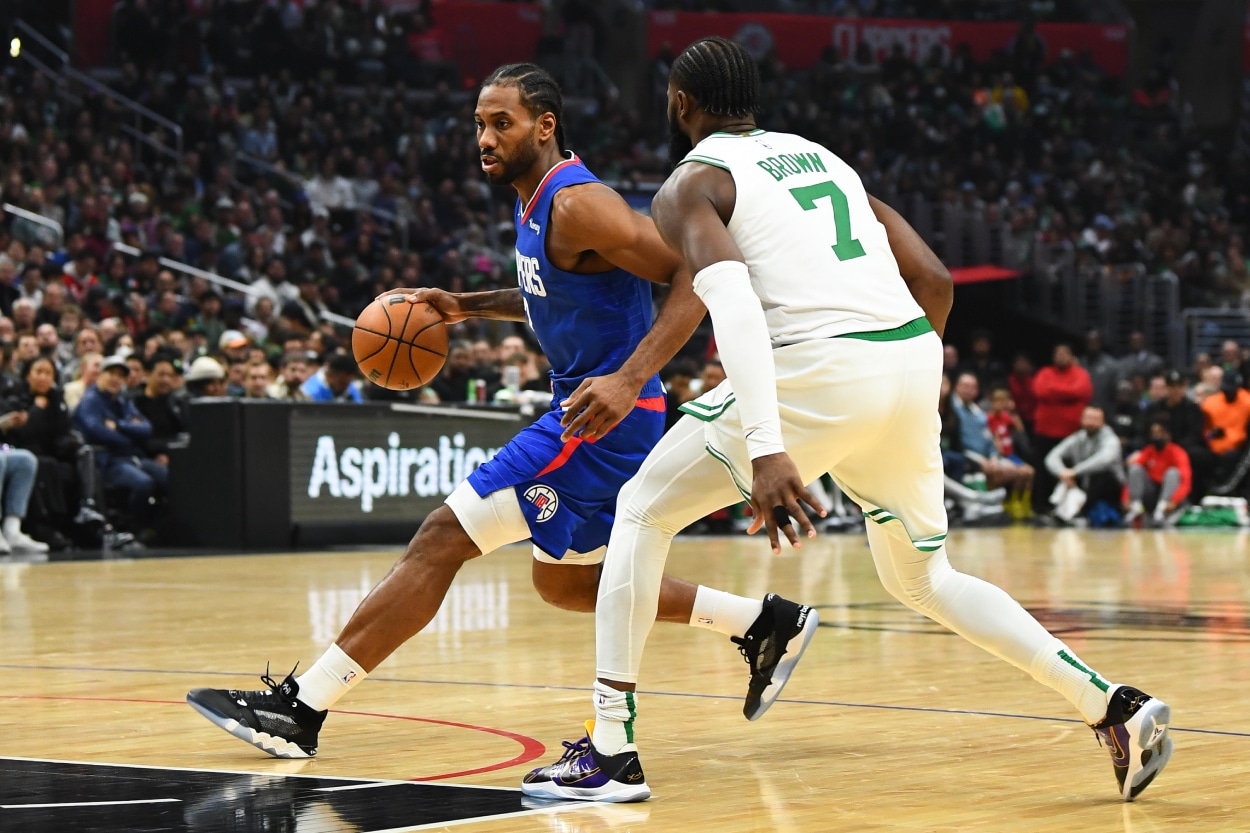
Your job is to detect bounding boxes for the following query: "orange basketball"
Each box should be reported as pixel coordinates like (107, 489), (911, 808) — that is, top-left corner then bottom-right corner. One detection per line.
(352, 295), (449, 390)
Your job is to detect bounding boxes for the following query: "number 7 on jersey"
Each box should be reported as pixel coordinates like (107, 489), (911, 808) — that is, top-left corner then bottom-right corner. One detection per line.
(789, 181), (866, 263)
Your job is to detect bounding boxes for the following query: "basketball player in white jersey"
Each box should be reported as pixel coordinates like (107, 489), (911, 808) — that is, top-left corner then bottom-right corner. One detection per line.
(522, 37), (1172, 804)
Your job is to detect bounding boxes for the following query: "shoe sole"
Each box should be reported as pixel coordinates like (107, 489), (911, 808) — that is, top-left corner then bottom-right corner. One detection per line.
(746, 608), (821, 721)
(1124, 699), (1172, 801)
(186, 694), (315, 759)
(519, 780), (650, 803)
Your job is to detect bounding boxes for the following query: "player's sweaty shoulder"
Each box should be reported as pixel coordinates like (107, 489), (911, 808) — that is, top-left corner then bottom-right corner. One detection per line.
(655, 160), (735, 226)
(548, 181), (630, 242)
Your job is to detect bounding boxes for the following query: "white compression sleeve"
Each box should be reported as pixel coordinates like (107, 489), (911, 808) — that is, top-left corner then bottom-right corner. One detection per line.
(692, 260), (784, 459)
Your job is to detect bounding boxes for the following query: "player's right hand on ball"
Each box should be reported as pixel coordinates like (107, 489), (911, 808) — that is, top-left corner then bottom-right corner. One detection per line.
(380, 288), (470, 323)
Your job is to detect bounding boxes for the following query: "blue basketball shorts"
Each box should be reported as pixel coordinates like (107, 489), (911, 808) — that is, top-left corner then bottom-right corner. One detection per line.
(466, 397), (665, 559)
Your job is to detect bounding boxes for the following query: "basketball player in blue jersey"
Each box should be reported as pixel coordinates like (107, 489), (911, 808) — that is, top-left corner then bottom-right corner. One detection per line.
(185, 63), (819, 760)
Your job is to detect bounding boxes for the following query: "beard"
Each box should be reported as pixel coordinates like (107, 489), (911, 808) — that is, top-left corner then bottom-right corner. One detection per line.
(483, 128), (541, 186)
(667, 107), (694, 169)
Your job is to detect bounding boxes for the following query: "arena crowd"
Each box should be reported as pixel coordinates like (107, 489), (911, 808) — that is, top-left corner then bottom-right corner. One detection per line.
(0, 0), (1248, 548)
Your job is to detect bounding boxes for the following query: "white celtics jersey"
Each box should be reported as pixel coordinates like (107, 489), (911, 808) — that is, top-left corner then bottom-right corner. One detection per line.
(681, 130), (926, 345)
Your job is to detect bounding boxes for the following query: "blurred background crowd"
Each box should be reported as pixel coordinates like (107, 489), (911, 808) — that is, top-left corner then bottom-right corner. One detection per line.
(1, 0), (1249, 549)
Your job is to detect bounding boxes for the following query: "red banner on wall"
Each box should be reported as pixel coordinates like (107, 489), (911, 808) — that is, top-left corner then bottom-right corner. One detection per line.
(429, 0), (543, 85)
(648, 11), (1128, 76)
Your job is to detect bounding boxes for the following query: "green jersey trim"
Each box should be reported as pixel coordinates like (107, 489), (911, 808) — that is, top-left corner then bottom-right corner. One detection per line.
(835, 317), (934, 342)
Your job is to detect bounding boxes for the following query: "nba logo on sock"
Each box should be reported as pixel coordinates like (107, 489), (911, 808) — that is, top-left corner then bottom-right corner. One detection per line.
(341, 671), (357, 684)
(524, 485), (559, 522)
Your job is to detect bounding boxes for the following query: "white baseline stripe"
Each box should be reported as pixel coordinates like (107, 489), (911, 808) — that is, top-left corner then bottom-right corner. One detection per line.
(2, 798), (181, 809)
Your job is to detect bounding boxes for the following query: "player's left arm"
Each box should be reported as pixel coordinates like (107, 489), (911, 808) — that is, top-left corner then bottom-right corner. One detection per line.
(551, 184), (707, 443)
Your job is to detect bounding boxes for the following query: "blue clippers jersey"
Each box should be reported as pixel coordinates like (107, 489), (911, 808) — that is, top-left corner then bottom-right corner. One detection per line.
(514, 154), (665, 402)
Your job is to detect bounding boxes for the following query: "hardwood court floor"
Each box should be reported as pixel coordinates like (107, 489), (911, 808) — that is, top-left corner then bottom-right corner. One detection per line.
(2, 528), (1248, 832)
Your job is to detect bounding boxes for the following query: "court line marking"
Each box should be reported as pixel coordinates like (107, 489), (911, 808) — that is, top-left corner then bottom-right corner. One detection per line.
(4, 662), (1248, 739)
(1, 798), (182, 809)
(0, 754), (520, 793)
(0, 697), (544, 782)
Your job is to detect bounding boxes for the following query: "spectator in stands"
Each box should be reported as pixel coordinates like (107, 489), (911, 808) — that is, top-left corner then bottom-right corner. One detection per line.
(1193, 364), (1223, 403)
(1107, 378), (1145, 452)
(699, 359), (727, 396)
(4, 356), (105, 544)
(660, 357), (699, 432)
(1031, 344), (1094, 513)
(1119, 331), (1165, 383)
(1044, 407), (1126, 522)
(302, 353), (363, 403)
(430, 342), (475, 404)
(0, 434), (49, 553)
(1143, 370), (1211, 493)
(1007, 353), (1038, 431)
(269, 353), (313, 401)
(63, 352), (103, 412)
(184, 357), (228, 398)
(951, 373), (1033, 497)
(244, 362), (274, 399)
(73, 356), (166, 533)
(224, 359), (248, 397)
(958, 330), (1006, 393)
(1124, 418), (1192, 528)
(1202, 371), (1250, 494)
(1082, 330), (1121, 413)
(132, 351), (188, 467)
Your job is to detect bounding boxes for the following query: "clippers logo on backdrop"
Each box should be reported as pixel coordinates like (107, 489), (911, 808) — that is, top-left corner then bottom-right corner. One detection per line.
(524, 485), (559, 522)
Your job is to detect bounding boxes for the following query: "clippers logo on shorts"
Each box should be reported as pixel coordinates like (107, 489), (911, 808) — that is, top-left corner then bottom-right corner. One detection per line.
(524, 484), (559, 522)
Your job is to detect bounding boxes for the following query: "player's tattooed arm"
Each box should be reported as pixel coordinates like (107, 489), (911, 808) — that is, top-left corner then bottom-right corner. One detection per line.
(868, 195), (953, 338)
(385, 287), (528, 323)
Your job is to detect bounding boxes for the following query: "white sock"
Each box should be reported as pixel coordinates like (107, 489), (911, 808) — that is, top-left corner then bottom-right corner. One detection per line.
(1031, 640), (1113, 724)
(294, 643), (368, 711)
(590, 681), (636, 756)
(2, 516), (21, 540)
(689, 586), (764, 638)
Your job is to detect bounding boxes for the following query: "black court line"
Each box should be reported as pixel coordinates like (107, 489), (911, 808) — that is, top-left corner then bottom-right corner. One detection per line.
(0, 757), (559, 833)
(5, 662), (1249, 740)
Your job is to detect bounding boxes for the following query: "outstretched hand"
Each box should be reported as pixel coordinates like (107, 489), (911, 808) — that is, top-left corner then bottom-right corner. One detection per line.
(559, 372), (642, 442)
(377, 288), (470, 324)
(746, 452), (826, 554)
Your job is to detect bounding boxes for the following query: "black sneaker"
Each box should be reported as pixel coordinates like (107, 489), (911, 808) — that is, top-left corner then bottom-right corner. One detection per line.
(187, 666), (327, 759)
(733, 594), (820, 721)
(1091, 685), (1173, 801)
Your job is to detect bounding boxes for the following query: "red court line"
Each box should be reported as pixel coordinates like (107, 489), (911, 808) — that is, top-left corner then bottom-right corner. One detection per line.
(0, 695), (545, 781)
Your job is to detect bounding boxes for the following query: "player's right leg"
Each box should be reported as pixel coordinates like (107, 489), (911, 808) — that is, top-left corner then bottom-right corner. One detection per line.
(186, 487), (527, 759)
(836, 333), (1172, 801)
(523, 417), (821, 803)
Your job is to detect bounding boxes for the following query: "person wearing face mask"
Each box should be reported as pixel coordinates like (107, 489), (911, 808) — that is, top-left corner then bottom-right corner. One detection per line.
(1043, 406), (1126, 522)
(1123, 419), (1192, 528)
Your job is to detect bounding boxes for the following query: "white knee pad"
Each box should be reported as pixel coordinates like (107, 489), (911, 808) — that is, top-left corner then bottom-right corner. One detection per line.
(532, 545), (607, 566)
(444, 481), (530, 556)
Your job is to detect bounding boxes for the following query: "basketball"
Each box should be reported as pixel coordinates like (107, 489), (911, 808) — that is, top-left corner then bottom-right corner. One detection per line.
(352, 295), (449, 390)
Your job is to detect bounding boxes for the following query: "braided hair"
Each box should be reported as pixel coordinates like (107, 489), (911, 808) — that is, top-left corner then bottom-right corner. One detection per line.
(481, 63), (566, 150)
(670, 36), (761, 118)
